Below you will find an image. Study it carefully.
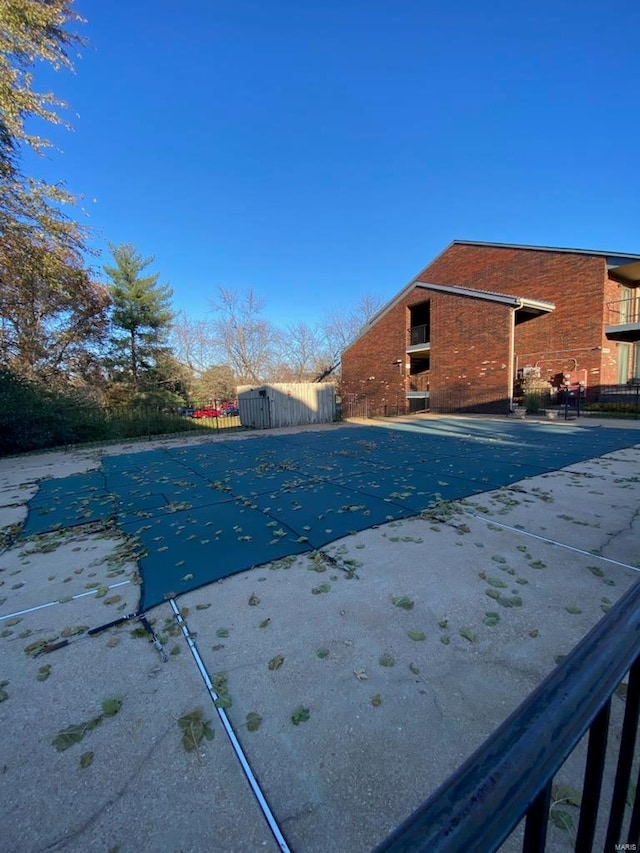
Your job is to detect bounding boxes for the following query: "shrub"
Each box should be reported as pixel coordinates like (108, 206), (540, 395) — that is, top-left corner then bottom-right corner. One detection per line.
(524, 393), (542, 414)
(0, 369), (209, 456)
(583, 402), (639, 417)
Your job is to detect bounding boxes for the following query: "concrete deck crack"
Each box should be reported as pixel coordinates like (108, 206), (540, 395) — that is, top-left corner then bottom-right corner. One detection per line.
(37, 726), (174, 852)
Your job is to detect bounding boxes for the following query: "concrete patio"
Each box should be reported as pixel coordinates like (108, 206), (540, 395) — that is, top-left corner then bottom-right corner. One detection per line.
(1, 416), (639, 853)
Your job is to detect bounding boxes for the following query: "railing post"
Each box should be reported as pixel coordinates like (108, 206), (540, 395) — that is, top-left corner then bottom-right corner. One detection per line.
(523, 781), (552, 853)
(605, 658), (640, 849)
(627, 762), (640, 845)
(575, 699), (611, 851)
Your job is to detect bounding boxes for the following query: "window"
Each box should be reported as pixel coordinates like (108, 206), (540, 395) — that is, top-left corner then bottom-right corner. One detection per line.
(618, 343), (640, 383)
(409, 301), (430, 346)
(620, 286), (640, 324)
(618, 344), (630, 383)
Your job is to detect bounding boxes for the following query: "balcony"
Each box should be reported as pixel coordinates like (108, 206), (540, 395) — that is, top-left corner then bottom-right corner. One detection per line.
(605, 296), (640, 342)
(407, 324), (431, 354)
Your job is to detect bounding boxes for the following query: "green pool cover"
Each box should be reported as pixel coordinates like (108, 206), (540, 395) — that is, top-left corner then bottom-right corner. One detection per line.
(19, 419), (640, 611)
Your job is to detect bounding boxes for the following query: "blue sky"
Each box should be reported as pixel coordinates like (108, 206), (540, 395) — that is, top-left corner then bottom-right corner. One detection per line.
(29, 0), (640, 326)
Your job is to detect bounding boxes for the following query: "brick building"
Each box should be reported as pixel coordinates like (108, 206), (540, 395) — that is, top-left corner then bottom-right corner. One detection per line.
(341, 241), (640, 415)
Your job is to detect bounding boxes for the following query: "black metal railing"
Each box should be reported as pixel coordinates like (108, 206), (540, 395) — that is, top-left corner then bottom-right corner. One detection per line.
(341, 394), (370, 419)
(374, 580), (640, 852)
(605, 297), (640, 326)
(410, 325), (430, 346)
(409, 372), (430, 392)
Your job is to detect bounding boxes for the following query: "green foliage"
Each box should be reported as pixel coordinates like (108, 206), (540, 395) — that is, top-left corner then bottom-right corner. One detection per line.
(101, 697), (123, 717)
(549, 783), (581, 832)
(0, 2), (98, 411)
(549, 808), (574, 831)
(0, 0), (83, 164)
(0, 369), (99, 454)
(584, 401), (640, 415)
(524, 393), (542, 414)
(0, 237), (109, 388)
(52, 702), (117, 752)
(291, 705), (310, 725)
(79, 751), (94, 769)
(407, 630), (425, 641)
(212, 672), (232, 709)
(191, 363), (236, 402)
(177, 707), (214, 752)
(0, 367), (208, 455)
(103, 244), (174, 395)
(36, 665), (51, 681)
(246, 712), (262, 732)
(392, 595), (414, 610)
(0, 1), (88, 256)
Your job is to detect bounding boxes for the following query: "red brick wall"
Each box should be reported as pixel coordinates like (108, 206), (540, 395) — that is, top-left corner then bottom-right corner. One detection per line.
(429, 291), (512, 412)
(417, 244), (610, 392)
(341, 297), (408, 414)
(342, 285), (513, 414)
(342, 243), (619, 414)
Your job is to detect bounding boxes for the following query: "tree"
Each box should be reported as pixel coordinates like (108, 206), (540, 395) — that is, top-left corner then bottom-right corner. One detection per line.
(0, 232), (109, 388)
(0, 0), (87, 255)
(170, 309), (218, 374)
(103, 244), (174, 395)
(191, 363), (236, 402)
(317, 294), (383, 382)
(210, 287), (277, 385)
(0, 1), (99, 394)
(274, 321), (324, 382)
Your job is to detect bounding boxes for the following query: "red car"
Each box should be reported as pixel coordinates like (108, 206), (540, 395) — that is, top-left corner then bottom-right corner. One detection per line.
(191, 407), (221, 418)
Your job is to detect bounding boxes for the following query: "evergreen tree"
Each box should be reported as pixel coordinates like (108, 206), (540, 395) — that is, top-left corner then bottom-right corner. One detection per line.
(103, 244), (173, 396)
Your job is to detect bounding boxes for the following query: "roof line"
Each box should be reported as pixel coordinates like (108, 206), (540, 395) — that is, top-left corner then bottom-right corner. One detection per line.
(414, 281), (555, 311)
(452, 239), (640, 262)
(341, 277), (554, 357)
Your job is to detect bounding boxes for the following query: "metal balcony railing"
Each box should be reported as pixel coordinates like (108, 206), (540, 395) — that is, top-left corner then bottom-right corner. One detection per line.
(409, 373), (430, 392)
(605, 296), (640, 326)
(409, 325), (430, 346)
(374, 579), (640, 852)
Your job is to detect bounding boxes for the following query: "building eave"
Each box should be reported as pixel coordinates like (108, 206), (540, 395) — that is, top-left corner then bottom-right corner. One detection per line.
(452, 239), (640, 263)
(341, 277), (555, 358)
(414, 281), (555, 314)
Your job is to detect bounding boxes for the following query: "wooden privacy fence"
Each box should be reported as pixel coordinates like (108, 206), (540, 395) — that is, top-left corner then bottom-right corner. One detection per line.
(237, 383), (336, 429)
